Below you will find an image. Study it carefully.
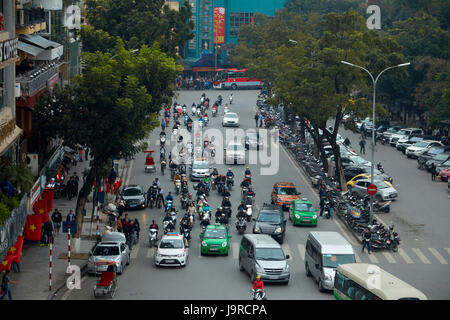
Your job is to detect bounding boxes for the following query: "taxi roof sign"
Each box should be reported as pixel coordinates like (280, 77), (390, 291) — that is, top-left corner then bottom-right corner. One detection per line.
(166, 232), (179, 236)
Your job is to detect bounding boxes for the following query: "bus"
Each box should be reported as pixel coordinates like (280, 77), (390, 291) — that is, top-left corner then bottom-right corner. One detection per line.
(213, 68), (262, 90)
(334, 263), (428, 300)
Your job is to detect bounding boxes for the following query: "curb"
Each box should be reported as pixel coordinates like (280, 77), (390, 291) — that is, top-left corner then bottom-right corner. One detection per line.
(47, 262), (88, 300)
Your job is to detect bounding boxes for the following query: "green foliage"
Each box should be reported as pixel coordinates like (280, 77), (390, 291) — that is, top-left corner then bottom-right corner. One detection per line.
(84, 0), (194, 56)
(284, 0), (362, 16)
(0, 202), (9, 225)
(0, 195), (20, 211)
(79, 25), (119, 53)
(0, 159), (35, 196)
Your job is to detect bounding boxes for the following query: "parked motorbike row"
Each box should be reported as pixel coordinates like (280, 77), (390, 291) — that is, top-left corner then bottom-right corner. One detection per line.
(258, 93), (401, 252)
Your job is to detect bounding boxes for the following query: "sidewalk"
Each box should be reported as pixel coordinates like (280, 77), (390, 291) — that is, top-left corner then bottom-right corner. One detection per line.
(8, 157), (128, 300)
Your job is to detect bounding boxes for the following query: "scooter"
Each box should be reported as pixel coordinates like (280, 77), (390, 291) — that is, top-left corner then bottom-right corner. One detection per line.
(373, 200), (391, 213)
(236, 216), (246, 234)
(377, 162), (385, 174)
(245, 205), (253, 222)
(191, 105), (196, 115)
(212, 107), (217, 117)
(251, 289), (266, 300)
(226, 177), (234, 190)
(182, 226), (191, 247)
(165, 200), (173, 213)
(175, 179), (181, 195)
(160, 135), (166, 147)
(149, 228), (158, 248)
(245, 173), (252, 185)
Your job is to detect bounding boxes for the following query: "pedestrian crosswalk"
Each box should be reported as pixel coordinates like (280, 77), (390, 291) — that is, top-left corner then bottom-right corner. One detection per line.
(130, 240), (450, 267)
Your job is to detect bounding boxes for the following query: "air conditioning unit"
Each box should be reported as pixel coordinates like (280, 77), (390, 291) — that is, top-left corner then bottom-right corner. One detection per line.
(26, 153), (39, 176)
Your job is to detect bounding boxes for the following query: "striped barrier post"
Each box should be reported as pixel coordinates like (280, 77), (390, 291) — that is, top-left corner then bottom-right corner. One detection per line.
(49, 237), (53, 291)
(96, 202), (100, 236)
(68, 223), (71, 268)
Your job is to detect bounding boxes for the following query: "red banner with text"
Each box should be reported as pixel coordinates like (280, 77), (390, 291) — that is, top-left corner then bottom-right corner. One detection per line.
(214, 7), (225, 44)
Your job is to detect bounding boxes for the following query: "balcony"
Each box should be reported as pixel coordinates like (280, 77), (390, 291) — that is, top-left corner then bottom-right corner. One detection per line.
(16, 62), (59, 98)
(16, 8), (47, 35)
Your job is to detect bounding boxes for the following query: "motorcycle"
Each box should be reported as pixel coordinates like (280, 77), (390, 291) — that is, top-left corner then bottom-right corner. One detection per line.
(212, 107), (217, 117)
(149, 228), (158, 248)
(160, 135), (166, 147)
(236, 216), (246, 234)
(224, 106), (229, 114)
(191, 105), (196, 115)
(161, 159), (166, 175)
(246, 205), (253, 222)
(165, 200), (173, 213)
(251, 289), (266, 300)
(229, 95), (233, 105)
(182, 226), (191, 247)
(373, 200), (391, 213)
(173, 128), (178, 136)
(196, 108), (202, 117)
(245, 173), (252, 185)
(377, 162), (385, 174)
(175, 179), (181, 195)
(226, 177), (234, 190)
(180, 194), (188, 210)
(187, 121), (192, 132)
(163, 221), (175, 234)
(204, 115), (209, 126)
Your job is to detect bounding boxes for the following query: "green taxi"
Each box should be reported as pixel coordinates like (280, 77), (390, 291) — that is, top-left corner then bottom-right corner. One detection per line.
(289, 198), (318, 226)
(200, 224), (231, 255)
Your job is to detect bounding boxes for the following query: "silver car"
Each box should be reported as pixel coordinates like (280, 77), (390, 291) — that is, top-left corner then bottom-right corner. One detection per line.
(224, 141), (245, 165)
(349, 179), (398, 201)
(244, 131), (263, 150)
(87, 233), (130, 275)
(222, 112), (239, 127)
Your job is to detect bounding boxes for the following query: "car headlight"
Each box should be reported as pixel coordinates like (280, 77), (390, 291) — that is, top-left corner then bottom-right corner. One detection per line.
(324, 274), (332, 281)
(313, 215), (317, 219)
(201, 241), (207, 247)
(274, 227), (282, 234)
(254, 226), (260, 233)
(221, 242), (227, 248)
(177, 253), (185, 257)
(285, 264), (290, 272)
(295, 214), (300, 219)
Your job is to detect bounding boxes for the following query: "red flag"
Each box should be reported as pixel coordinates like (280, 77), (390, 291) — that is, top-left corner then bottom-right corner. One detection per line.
(42, 189), (54, 212)
(11, 236), (24, 263)
(106, 178), (110, 194)
(24, 214), (42, 241)
(114, 179), (123, 195)
(33, 199), (49, 223)
(0, 255), (14, 272)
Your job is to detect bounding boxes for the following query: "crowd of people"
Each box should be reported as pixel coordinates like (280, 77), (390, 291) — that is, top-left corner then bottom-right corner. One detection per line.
(175, 75), (215, 90)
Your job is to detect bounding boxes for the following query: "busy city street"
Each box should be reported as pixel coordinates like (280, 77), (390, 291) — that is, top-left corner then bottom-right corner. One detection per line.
(59, 90), (450, 300)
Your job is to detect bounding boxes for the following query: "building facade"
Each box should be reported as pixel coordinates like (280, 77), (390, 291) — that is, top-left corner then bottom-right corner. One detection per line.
(179, 0), (286, 68)
(0, 0), (21, 163)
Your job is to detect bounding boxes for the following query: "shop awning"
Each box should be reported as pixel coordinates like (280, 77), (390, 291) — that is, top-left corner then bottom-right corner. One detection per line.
(18, 40), (45, 57)
(20, 34), (63, 60)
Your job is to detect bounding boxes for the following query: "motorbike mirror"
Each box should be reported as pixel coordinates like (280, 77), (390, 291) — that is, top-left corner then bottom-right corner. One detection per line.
(252, 218), (256, 221)
(285, 254), (290, 259)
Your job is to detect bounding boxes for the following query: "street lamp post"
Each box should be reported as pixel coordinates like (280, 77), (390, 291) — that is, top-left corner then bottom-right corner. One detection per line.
(341, 60), (410, 226)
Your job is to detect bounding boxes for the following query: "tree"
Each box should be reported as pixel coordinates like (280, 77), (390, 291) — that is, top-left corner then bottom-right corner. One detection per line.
(84, 0), (194, 57)
(33, 43), (179, 247)
(79, 25), (119, 53)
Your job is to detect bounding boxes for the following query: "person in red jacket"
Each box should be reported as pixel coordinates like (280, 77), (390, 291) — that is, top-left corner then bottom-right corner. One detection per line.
(252, 275), (264, 291)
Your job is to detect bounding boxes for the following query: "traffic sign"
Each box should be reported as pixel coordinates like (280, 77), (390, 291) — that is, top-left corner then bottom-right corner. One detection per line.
(367, 184), (378, 196)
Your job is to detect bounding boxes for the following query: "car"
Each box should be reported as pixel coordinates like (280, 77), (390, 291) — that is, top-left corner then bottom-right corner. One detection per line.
(253, 203), (287, 244)
(381, 126), (403, 143)
(244, 131), (264, 150)
(405, 140), (443, 159)
(343, 166), (392, 184)
(396, 135), (426, 153)
(189, 157), (211, 181)
(289, 198), (319, 227)
(271, 182), (301, 210)
(389, 128), (423, 146)
(120, 185), (146, 209)
(346, 173), (393, 188)
(417, 146), (450, 169)
(340, 155), (371, 168)
(438, 168), (450, 182)
(200, 224), (231, 255)
(154, 232), (188, 267)
(348, 179), (398, 201)
(222, 112), (239, 127)
(435, 159), (450, 180)
(87, 232), (130, 275)
(224, 141), (245, 164)
(424, 152), (450, 172)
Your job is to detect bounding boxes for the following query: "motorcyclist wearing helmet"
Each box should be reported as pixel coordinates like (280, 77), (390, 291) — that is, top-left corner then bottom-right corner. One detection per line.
(201, 173), (211, 185)
(237, 200), (247, 214)
(200, 217), (210, 228)
(245, 166), (251, 176)
(187, 201), (196, 215)
(173, 172), (181, 184)
(165, 192), (174, 203)
(212, 167), (219, 177)
(236, 207), (246, 219)
(149, 220), (159, 231)
(240, 178), (250, 189)
(215, 207), (224, 220)
(252, 275), (264, 291)
(180, 213), (191, 232)
(218, 213), (228, 225)
(221, 196), (231, 208)
(202, 202), (211, 214)
(226, 168), (234, 180)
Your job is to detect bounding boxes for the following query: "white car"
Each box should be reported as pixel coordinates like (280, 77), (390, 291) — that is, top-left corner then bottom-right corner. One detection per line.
(189, 158), (211, 181)
(154, 232), (188, 267)
(389, 128), (423, 146)
(405, 140), (443, 159)
(224, 141), (246, 165)
(222, 112), (239, 127)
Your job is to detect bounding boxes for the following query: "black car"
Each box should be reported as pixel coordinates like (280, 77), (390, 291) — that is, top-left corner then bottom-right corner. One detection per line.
(343, 165), (393, 183)
(424, 152), (450, 172)
(252, 203), (286, 244)
(120, 185), (146, 209)
(417, 146), (450, 169)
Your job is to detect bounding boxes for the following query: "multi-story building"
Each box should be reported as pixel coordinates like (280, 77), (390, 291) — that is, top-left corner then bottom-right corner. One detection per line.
(177, 0), (286, 72)
(0, 0), (21, 163)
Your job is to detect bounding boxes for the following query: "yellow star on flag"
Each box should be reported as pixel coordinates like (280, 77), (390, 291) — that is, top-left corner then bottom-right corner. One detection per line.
(30, 224), (36, 232)
(1, 260), (7, 266)
(9, 247), (16, 253)
(39, 208), (44, 214)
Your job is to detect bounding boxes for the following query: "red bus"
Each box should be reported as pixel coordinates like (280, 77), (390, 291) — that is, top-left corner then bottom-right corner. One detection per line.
(213, 68), (263, 90)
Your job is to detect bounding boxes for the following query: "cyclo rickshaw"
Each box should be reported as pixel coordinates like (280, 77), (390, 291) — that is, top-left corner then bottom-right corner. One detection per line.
(144, 149), (156, 173)
(93, 261), (117, 298)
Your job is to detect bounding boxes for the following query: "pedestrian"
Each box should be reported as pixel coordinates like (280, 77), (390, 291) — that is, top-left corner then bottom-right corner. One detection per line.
(157, 188), (165, 208)
(431, 163), (436, 181)
(116, 217), (123, 233)
(254, 112), (259, 127)
(134, 218), (140, 240)
(66, 177), (73, 200)
(359, 139), (366, 154)
(328, 198), (334, 219)
(51, 209), (63, 236)
(43, 221), (53, 246)
(67, 210), (76, 223)
(108, 168), (117, 191)
(0, 270), (16, 300)
(259, 114), (264, 128)
(362, 228), (372, 254)
(71, 173), (79, 199)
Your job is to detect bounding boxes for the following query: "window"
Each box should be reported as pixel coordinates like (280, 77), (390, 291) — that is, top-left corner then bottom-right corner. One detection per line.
(229, 12), (254, 37)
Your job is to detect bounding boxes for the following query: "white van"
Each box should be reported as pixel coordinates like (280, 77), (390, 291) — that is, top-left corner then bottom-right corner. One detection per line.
(304, 231), (356, 292)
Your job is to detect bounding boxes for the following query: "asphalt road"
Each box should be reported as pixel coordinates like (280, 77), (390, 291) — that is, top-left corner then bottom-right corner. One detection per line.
(61, 90), (450, 300)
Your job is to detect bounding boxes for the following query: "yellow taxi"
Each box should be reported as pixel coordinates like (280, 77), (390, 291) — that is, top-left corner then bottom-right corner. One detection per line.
(346, 174), (393, 188)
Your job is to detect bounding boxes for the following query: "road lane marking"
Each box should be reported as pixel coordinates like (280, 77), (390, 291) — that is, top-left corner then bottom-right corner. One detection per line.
(412, 248), (431, 264)
(281, 243), (292, 260)
(146, 248), (155, 258)
(354, 252), (362, 263)
(297, 244), (305, 261)
(366, 252), (379, 263)
(428, 248), (447, 264)
(125, 159), (134, 187)
(130, 245), (139, 259)
(280, 146), (357, 245)
(445, 248), (450, 255)
(62, 276), (88, 300)
(381, 251), (396, 264)
(398, 248), (414, 264)
(232, 242), (240, 259)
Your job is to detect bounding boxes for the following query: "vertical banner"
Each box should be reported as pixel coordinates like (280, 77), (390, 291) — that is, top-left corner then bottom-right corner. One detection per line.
(214, 7), (225, 44)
